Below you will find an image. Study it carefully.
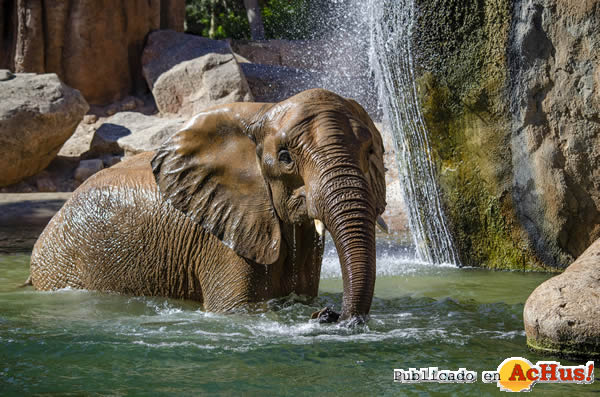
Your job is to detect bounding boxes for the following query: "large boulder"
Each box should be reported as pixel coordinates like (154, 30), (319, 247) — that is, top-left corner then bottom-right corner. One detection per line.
(0, 73), (89, 187)
(90, 112), (186, 157)
(0, 0), (185, 105)
(142, 30), (253, 118)
(524, 238), (600, 357)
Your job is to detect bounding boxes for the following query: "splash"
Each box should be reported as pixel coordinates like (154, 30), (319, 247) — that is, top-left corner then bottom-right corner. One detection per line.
(303, 0), (459, 265)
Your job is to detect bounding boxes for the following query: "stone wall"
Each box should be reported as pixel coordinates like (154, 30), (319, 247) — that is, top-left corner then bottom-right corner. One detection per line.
(414, 0), (600, 269)
(0, 0), (185, 105)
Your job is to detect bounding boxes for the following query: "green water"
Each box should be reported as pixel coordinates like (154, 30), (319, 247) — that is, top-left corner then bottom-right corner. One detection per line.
(1, 251), (599, 396)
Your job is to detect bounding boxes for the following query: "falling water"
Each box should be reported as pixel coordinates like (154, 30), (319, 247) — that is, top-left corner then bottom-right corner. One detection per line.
(365, 0), (459, 265)
(308, 0), (459, 265)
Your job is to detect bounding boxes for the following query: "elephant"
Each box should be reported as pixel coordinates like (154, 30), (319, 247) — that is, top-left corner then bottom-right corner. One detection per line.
(29, 88), (387, 323)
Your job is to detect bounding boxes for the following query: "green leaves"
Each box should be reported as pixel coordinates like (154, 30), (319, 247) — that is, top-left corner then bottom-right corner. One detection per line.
(185, 0), (317, 40)
(185, 0), (249, 39)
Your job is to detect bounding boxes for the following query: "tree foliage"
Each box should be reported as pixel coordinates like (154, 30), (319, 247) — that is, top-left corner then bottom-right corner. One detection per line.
(185, 0), (317, 40)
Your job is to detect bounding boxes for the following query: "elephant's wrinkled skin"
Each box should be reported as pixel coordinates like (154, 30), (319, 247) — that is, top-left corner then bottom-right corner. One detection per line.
(30, 89), (387, 322)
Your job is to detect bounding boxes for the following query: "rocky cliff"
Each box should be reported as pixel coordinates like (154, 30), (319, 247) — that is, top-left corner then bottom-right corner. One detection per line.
(414, 0), (600, 269)
(0, 0), (185, 105)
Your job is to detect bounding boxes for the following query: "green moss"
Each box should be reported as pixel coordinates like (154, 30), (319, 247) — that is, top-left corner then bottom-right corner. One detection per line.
(419, 74), (542, 270)
(408, 0), (559, 270)
(527, 336), (600, 359)
(418, 70), (551, 270)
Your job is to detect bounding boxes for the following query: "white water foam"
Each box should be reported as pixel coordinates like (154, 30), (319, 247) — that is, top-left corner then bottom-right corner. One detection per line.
(320, 237), (456, 279)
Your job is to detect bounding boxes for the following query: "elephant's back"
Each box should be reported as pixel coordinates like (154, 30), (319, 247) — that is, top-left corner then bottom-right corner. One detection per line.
(82, 151), (158, 191)
(30, 152), (206, 300)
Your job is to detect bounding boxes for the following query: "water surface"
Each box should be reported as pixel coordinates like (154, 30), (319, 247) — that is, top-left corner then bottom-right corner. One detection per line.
(1, 248), (598, 396)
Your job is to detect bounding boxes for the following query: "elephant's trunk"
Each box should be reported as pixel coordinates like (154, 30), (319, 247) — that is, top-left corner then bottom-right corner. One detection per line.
(318, 169), (376, 322)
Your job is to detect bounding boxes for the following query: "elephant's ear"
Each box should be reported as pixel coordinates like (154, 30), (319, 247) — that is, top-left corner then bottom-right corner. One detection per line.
(151, 105), (281, 265)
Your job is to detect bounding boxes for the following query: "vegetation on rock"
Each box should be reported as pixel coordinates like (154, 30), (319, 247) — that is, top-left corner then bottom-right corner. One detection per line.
(413, 0), (549, 270)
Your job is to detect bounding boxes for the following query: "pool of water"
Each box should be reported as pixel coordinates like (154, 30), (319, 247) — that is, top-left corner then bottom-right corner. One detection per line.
(1, 243), (599, 396)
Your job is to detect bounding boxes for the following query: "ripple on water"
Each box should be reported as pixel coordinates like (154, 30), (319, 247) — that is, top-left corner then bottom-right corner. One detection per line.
(3, 253), (584, 396)
(36, 292), (522, 357)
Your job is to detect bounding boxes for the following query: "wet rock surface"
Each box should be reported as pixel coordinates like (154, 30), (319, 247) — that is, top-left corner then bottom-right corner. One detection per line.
(415, 0), (600, 270)
(376, 123), (409, 238)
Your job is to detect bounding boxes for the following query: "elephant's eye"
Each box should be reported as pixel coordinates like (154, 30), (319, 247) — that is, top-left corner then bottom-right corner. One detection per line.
(278, 149), (293, 165)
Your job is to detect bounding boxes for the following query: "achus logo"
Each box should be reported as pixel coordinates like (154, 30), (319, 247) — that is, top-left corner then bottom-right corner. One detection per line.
(489, 357), (594, 392)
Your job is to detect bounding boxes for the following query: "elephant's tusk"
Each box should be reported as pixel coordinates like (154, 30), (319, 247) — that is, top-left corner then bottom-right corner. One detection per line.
(376, 216), (389, 234)
(314, 219), (325, 236)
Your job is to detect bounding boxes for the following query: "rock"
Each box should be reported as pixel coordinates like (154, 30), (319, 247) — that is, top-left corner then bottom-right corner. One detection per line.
(105, 105), (119, 116)
(57, 123), (96, 159)
(9, 182), (35, 194)
(0, 1), (185, 105)
(524, 238), (600, 357)
(233, 53), (252, 64)
(0, 193), (71, 253)
(120, 97), (138, 111)
(0, 69), (14, 81)
(1, 156), (80, 193)
(36, 177), (57, 193)
(103, 155), (122, 168)
(231, 41), (282, 66)
(0, 73), (89, 187)
(82, 114), (98, 124)
(414, 0), (600, 269)
(376, 123), (409, 238)
(142, 30), (253, 117)
(508, 0), (600, 267)
(133, 97), (145, 109)
(240, 63), (317, 103)
(74, 159), (104, 182)
(230, 40), (327, 70)
(90, 112), (186, 157)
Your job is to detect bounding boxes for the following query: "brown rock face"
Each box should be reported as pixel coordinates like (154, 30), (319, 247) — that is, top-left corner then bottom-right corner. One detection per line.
(524, 238), (600, 357)
(0, 0), (185, 105)
(509, 0), (600, 267)
(0, 73), (89, 187)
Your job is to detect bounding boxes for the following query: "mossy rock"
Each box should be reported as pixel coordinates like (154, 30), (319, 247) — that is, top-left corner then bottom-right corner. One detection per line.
(412, 0), (549, 270)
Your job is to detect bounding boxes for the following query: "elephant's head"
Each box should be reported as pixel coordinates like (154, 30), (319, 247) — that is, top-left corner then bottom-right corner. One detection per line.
(152, 89), (386, 322)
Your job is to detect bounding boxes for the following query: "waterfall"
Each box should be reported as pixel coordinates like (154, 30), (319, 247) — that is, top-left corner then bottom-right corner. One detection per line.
(366, 0), (459, 265)
(308, 0), (459, 265)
